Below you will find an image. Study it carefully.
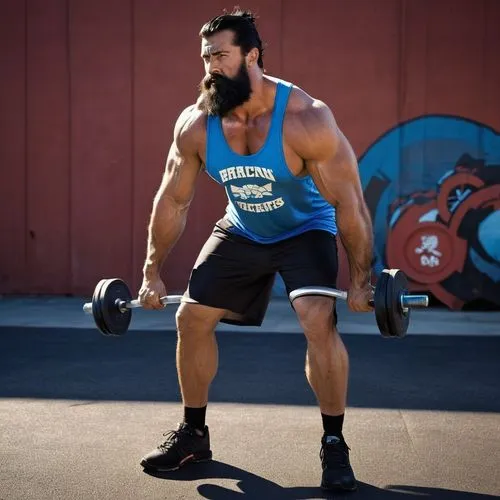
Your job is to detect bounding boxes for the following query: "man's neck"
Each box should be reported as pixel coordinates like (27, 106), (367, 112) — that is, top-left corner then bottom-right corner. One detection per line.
(227, 75), (274, 122)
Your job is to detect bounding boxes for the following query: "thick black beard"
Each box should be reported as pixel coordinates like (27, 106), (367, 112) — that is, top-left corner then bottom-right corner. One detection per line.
(199, 61), (252, 117)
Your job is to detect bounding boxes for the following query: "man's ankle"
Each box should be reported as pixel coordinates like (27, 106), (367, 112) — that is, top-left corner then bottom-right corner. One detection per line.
(184, 405), (207, 434)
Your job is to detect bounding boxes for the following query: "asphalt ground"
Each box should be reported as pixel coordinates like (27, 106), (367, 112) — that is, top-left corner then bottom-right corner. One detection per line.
(1, 321), (499, 499)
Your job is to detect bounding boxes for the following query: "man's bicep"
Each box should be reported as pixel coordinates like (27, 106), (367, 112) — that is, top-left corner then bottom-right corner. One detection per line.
(306, 130), (364, 209)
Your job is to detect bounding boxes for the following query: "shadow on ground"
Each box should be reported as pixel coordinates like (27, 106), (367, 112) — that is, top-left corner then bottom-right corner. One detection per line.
(144, 460), (498, 499)
(1, 328), (499, 412)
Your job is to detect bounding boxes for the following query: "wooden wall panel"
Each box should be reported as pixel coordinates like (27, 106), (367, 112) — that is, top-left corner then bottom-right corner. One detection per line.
(26, 0), (70, 293)
(69, 0), (133, 295)
(0, 1), (27, 293)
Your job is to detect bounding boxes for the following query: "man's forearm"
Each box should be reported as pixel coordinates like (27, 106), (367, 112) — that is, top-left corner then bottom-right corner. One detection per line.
(336, 202), (374, 288)
(143, 193), (189, 279)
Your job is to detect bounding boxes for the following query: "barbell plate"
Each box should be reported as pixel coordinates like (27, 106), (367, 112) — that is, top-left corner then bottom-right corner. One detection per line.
(374, 270), (391, 337)
(98, 278), (132, 336)
(91, 279), (109, 335)
(386, 269), (410, 338)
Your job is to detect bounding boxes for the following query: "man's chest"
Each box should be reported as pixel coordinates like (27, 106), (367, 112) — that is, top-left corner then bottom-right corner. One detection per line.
(200, 114), (305, 177)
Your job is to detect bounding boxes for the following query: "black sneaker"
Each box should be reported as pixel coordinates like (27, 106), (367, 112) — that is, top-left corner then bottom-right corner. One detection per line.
(320, 435), (357, 491)
(140, 422), (212, 471)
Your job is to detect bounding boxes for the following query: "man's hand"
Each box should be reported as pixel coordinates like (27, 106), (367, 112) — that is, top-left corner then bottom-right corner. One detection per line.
(347, 283), (374, 312)
(139, 276), (168, 310)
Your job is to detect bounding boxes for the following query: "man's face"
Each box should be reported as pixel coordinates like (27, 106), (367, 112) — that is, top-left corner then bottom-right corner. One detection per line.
(199, 30), (252, 117)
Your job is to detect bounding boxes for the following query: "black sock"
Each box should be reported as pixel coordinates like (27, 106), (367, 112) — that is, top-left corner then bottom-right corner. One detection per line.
(184, 406), (207, 433)
(321, 413), (344, 439)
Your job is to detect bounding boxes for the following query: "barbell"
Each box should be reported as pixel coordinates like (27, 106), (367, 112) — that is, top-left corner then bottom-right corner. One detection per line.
(289, 268), (428, 337)
(82, 278), (183, 336)
(82, 268), (429, 338)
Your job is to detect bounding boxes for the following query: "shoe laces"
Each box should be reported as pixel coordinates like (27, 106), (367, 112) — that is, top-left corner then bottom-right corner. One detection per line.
(158, 424), (193, 451)
(320, 440), (350, 467)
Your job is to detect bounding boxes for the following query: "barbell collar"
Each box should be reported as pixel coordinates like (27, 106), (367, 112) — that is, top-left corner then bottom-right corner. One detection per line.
(401, 294), (429, 309)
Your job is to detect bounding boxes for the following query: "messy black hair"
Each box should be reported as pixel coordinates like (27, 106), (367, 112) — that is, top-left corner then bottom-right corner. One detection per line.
(199, 7), (265, 69)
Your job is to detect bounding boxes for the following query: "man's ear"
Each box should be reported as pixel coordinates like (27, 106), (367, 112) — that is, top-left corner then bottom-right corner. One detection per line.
(246, 47), (259, 67)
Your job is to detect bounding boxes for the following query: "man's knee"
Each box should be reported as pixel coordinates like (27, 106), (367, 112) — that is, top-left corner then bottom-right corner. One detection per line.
(293, 296), (338, 343)
(175, 302), (224, 337)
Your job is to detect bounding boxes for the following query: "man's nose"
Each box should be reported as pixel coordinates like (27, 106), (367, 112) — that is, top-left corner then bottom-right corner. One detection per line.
(206, 59), (222, 76)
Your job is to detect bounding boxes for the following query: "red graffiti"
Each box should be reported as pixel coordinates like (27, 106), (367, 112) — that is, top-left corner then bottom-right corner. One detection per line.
(386, 163), (500, 309)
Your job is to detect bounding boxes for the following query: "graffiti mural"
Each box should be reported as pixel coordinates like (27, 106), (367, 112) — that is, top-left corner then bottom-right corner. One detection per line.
(360, 115), (500, 309)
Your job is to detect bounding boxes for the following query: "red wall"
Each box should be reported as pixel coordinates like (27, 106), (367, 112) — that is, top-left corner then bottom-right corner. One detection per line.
(1, 0), (499, 296)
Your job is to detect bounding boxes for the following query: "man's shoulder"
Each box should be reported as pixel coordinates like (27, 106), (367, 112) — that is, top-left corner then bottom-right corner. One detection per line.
(277, 80), (339, 159)
(282, 84), (335, 136)
(282, 82), (334, 128)
(175, 102), (207, 136)
(173, 102), (208, 150)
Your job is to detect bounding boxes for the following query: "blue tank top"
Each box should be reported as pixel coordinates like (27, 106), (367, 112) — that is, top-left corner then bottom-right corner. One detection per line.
(205, 77), (337, 244)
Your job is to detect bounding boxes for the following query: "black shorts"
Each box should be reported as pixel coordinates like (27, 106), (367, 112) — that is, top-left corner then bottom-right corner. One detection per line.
(183, 219), (338, 326)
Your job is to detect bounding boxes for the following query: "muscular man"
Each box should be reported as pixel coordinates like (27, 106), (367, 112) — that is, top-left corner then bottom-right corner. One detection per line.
(138, 9), (373, 492)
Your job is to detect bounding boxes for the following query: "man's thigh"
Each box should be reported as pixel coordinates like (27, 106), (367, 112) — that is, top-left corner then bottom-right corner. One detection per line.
(276, 230), (338, 292)
(183, 221), (275, 326)
(276, 230), (339, 324)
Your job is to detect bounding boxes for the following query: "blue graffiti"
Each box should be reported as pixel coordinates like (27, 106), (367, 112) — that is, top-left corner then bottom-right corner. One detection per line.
(478, 210), (500, 263)
(358, 115), (500, 276)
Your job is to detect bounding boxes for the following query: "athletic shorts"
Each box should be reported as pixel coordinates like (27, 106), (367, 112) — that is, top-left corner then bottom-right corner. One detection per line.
(183, 218), (338, 326)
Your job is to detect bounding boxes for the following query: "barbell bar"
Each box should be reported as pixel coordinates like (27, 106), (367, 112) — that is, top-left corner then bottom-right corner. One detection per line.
(82, 294), (183, 315)
(289, 285), (429, 313)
